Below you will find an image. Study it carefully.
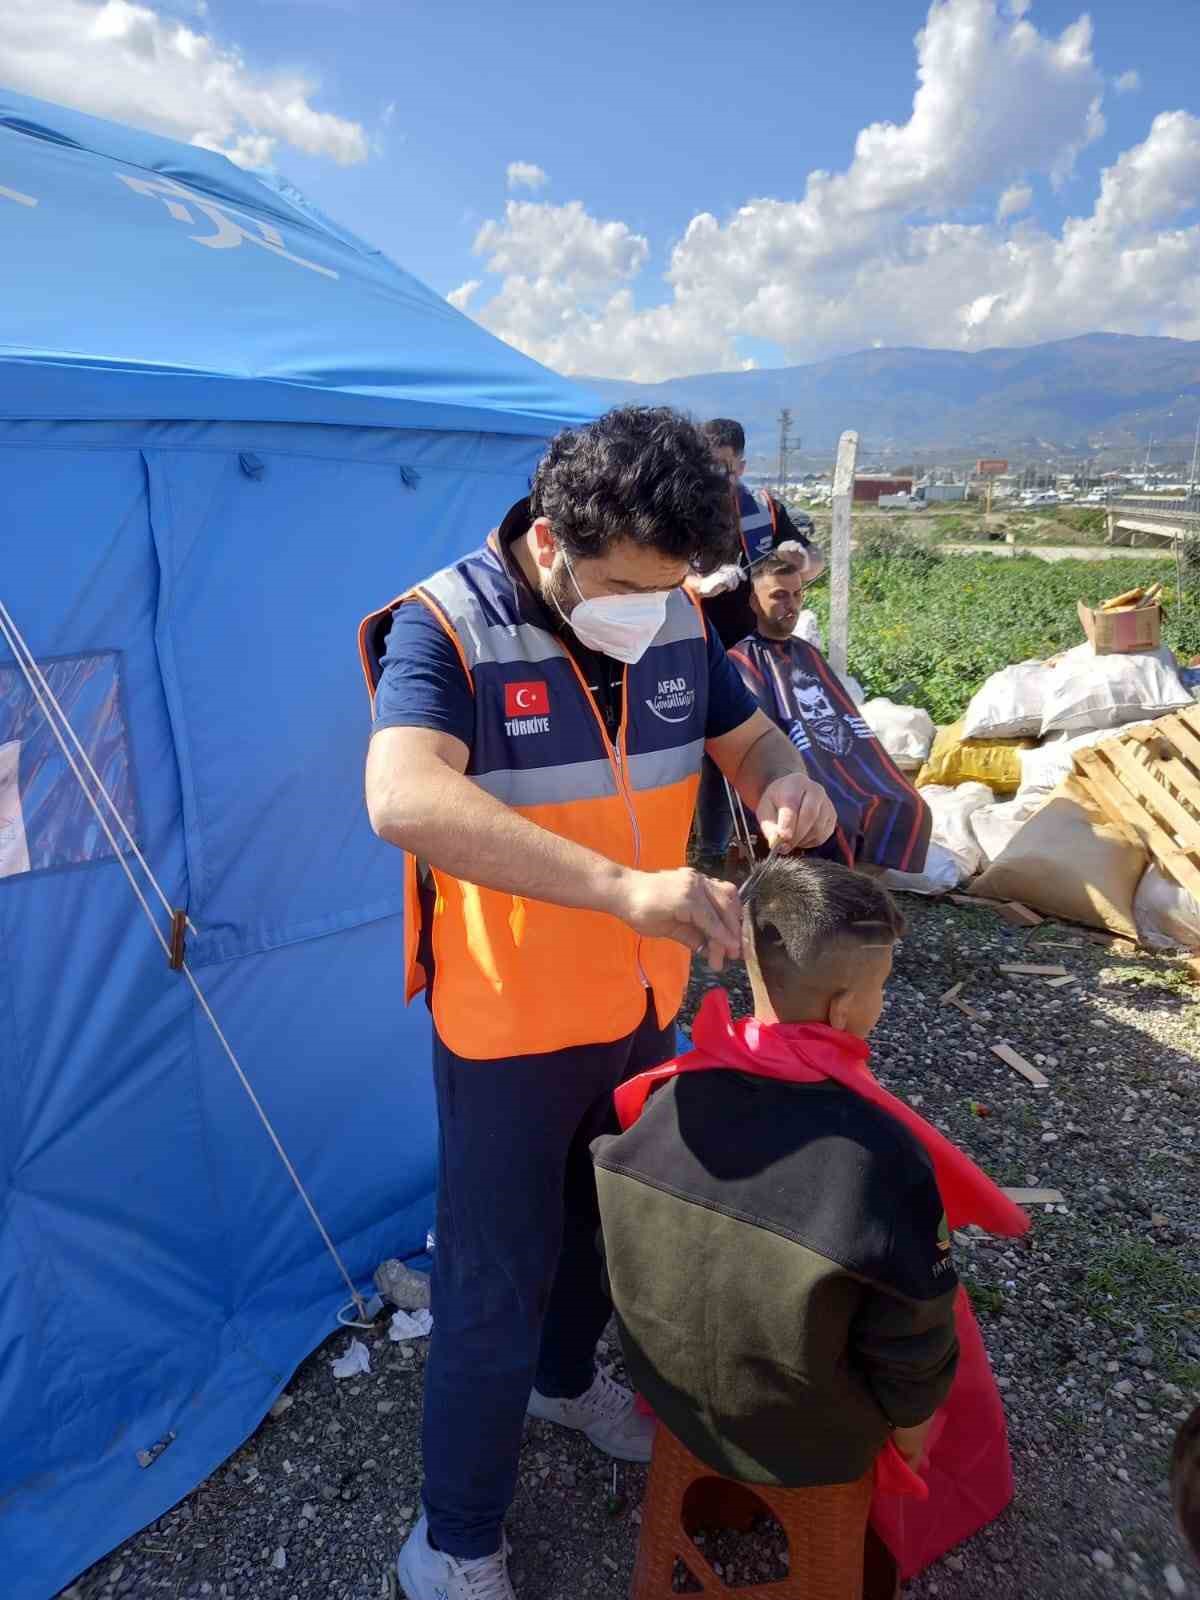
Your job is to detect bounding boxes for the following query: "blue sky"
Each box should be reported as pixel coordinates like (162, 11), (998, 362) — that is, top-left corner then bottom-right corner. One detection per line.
(4, 0), (1200, 378)
(208, 0), (1195, 292)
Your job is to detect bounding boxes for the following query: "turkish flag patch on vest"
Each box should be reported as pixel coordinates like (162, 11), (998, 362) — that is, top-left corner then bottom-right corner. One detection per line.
(505, 681), (550, 717)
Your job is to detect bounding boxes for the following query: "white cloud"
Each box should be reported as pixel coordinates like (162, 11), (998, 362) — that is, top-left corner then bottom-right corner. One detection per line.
(454, 0), (1200, 381)
(996, 181), (1033, 220)
(0, 0), (368, 167)
(506, 161), (548, 192)
(447, 280), (481, 311)
(1115, 69), (1142, 95)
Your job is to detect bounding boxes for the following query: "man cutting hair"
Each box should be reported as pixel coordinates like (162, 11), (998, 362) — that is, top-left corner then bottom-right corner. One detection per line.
(361, 405), (835, 1600)
(690, 417), (827, 866)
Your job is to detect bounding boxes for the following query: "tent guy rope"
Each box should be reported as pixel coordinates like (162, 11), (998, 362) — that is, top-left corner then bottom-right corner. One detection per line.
(0, 597), (371, 1323)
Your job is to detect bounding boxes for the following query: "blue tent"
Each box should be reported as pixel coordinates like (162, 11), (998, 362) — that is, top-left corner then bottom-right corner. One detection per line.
(0, 89), (596, 1600)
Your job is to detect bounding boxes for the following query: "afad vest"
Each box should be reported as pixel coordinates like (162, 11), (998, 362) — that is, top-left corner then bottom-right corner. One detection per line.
(735, 481), (778, 566)
(359, 532), (710, 1061)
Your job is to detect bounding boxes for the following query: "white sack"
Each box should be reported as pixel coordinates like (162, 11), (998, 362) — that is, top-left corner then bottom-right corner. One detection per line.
(922, 782), (994, 878)
(837, 671), (867, 706)
(1133, 866), (1200, 952)
(962, 660), (1052, 740)
(1039, 645), (1190, 737)
(1017, 722), (1156, 802)
(883, 842), (964, 897)
(970, 794), (1044, 865)
(792, 609), (823, 648)
(859, 698), (935, 769)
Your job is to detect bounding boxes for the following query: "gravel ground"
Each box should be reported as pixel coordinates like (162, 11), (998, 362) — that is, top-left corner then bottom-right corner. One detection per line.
(57, 900), (1198, 1600)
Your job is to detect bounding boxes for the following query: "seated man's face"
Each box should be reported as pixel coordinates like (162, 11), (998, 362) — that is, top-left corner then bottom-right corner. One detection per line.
(750, 562), (806, 639)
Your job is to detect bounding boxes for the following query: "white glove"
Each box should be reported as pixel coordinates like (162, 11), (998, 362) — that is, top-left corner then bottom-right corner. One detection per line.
(692, 563), (744, 598)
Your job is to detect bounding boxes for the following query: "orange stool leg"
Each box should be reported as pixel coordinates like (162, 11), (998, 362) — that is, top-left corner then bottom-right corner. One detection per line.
(631, 1426), (875, 1600)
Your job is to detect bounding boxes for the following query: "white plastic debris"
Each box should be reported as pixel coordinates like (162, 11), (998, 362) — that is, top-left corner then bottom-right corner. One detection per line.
(389, 1307), (433, 1342)
(792, 609), (823, 649)
(882, 842), (964, 897)
(858, 698), (935, 770)
(331, 1338), (371, 1379)
(1133, 865), (1200, 952)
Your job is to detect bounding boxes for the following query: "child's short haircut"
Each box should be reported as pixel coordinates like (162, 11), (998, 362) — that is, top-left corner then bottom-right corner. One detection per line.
(748, 856), (905, 998)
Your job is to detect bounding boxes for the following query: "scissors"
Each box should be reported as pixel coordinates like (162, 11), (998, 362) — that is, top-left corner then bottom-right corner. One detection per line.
(737, 837), (783, 904)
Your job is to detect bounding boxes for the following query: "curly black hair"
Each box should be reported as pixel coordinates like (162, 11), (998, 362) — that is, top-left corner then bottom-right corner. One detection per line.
(700, 417), (746, 456)
(529, 406), (734, 574)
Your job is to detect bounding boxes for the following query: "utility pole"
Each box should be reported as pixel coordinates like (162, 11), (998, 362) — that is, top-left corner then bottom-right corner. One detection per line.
(1188, 416), (1200, 505)
(776, 408), (793, 492)
(829, 429), (860, 679)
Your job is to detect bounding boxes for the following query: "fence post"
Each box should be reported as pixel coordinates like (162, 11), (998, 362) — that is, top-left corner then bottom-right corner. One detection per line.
(829, 430), (859, 678)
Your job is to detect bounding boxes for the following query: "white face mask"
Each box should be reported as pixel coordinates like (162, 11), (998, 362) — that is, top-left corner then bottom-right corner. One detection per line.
(553, 551), (670, 665)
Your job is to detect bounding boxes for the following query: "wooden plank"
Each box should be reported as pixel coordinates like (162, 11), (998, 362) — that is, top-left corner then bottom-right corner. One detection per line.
(1089, 749), (1200, 898)
(999, 963), (1068, 977)
(1046, 974), (1077, 989)
(1156, 712), (1200, 772)
(1153, 757), (1200, 844)
(1105, 740), (1200, 853)
(991, 1042), (1049, 1088)
(948, 995), (982, 1022)
(1075, 752), (1157, 850)
(996, 901), (1044, 927)
(950, 893), (1043, 925)
(1001, 1187), (1066, 1206)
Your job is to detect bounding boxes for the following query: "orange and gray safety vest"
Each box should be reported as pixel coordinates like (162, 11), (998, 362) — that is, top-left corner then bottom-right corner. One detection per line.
(359, 532), (710, 1060)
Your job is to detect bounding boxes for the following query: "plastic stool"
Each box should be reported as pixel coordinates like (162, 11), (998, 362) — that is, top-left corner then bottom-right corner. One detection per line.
(632, 1426), (898, 1600)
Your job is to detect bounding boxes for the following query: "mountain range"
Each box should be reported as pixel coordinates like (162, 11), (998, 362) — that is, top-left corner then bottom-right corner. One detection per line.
(578, 333), (1200, 468)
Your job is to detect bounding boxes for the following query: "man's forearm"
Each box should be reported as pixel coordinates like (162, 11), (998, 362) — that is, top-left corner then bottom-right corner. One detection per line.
(367, 742), (625, 915)
(365, 729), (746, 962)
(719, 720), (808, 808)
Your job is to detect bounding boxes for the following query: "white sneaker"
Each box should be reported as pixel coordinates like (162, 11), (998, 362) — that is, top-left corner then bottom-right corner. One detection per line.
(396, 1515), (514, 1600)
(526, 1368), (655, 1462)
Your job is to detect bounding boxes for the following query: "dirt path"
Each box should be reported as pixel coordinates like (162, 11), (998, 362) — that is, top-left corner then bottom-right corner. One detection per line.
(936, 542), (1175, 562)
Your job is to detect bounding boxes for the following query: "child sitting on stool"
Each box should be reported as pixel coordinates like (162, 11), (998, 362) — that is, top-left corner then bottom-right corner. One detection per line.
(594, 857), (1027, 1578)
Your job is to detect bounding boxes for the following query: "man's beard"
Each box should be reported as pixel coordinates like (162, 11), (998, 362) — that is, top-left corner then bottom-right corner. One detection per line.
(540, 555), (576, 631)
(758, 612), (796, 640)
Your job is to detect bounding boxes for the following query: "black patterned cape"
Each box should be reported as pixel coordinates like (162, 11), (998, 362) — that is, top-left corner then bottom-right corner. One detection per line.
(728, 634), (931, 873)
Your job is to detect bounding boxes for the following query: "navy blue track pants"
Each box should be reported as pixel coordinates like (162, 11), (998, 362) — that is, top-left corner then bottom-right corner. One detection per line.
(419, 996), (674, 1558)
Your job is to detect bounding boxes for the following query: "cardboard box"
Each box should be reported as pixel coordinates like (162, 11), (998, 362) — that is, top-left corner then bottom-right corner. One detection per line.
(1077, 599), (1161, 655)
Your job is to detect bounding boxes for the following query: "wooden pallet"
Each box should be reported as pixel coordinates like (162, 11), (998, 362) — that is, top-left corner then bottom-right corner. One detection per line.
(1073, 706), (1200, 902)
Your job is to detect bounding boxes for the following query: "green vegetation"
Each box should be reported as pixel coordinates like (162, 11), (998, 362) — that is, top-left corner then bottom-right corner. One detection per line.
(808, 549), (1200, 723)
(961, 1277), (1006, 1317)
(1084, 1240), (1200, 1368)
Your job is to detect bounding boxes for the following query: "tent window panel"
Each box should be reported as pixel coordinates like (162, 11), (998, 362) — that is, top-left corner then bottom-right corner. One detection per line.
(0, 651), (139, 880)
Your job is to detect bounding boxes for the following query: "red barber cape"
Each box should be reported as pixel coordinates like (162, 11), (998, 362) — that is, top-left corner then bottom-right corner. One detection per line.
(615, 989), (1030, 1580)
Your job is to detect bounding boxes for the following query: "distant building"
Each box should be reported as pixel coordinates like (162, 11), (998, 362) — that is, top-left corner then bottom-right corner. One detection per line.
(853, 473), (913, 504)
